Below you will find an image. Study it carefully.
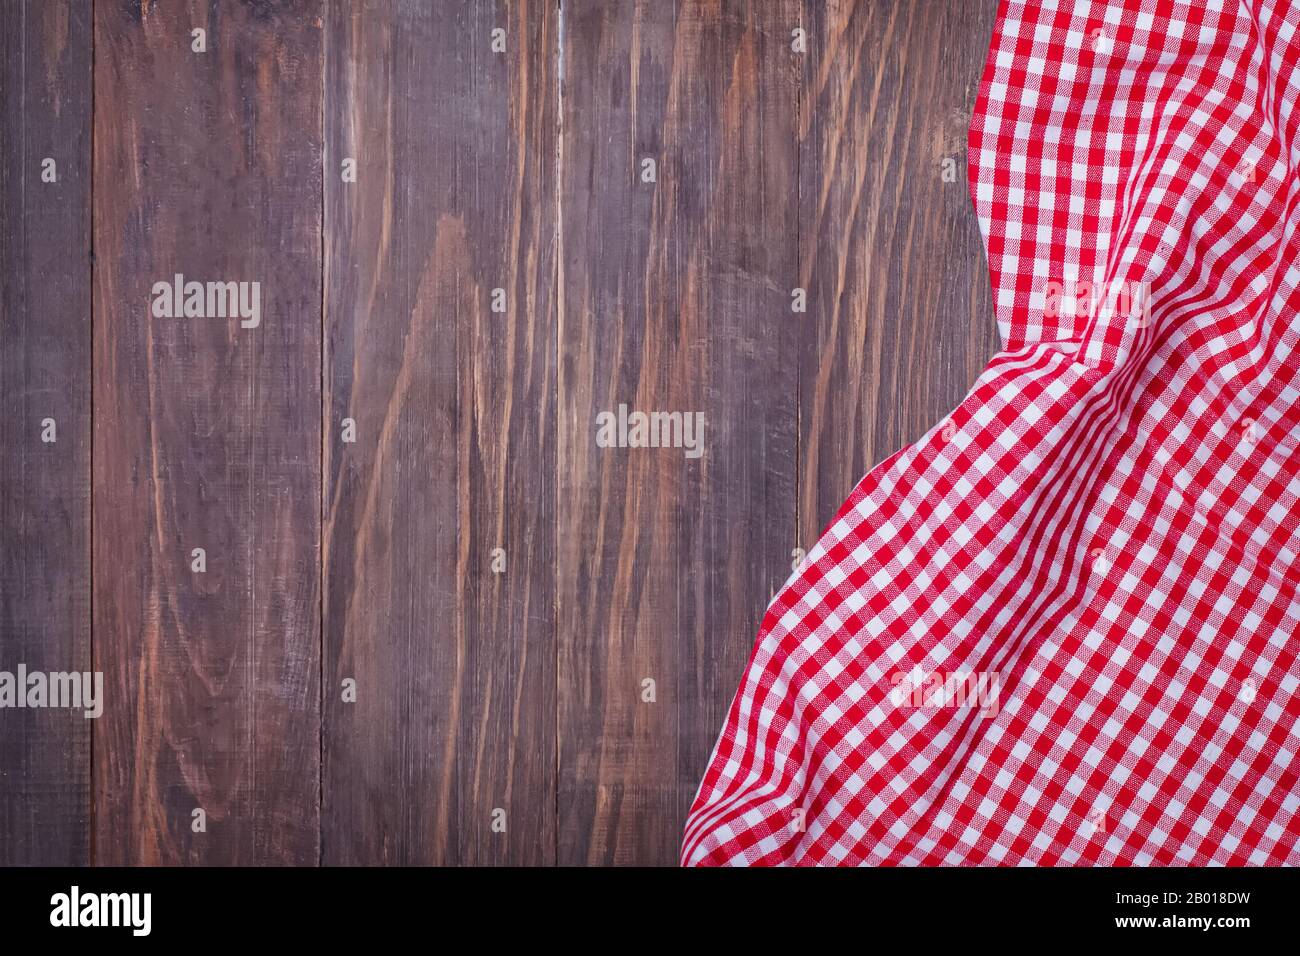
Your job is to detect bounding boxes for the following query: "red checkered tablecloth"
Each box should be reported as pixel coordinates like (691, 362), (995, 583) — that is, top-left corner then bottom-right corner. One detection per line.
(683, 0), (1300, 866)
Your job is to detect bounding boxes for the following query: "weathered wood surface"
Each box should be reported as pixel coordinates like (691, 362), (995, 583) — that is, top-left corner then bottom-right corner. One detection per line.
(322, 0), (557, 866)
(0, 0), (92, 867)
(555, 0), (802, 866)
(92, 0), (323, 865)
(0, 0), (996, 866)
(798, 0), (998, 542)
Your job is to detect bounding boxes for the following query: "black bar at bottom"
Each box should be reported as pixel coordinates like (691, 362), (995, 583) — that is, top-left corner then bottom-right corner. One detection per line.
(0, 864), (1288, 942)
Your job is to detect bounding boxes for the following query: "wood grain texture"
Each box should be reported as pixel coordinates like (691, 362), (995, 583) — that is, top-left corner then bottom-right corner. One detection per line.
(0, 0), (997, 866)
(0, 0), (92, 866)
(322, 0), (557, 865)
(557, 0), (802, 866)
(798, 0), (999, 539)
(92, 0), (322, 865)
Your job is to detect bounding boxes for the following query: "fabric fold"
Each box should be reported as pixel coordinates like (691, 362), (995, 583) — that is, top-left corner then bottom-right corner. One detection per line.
(683, 0), (1300, 866)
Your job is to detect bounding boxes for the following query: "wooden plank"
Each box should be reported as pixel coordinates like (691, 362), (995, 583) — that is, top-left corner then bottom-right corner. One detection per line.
(92, 0), (322, 865)
(0, 0), (1002, 868)
(557, 0), (801, 866)
(0, 0), (93, 866)
(455, 0), (558, 867)
(798, 0), (1000, 537)
(322, 0), (556, 865)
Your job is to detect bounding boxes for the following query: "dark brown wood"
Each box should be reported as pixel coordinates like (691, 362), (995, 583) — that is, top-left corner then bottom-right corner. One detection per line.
(0, 0), (997, 866)
(0, 0), (93, 866)
(91, 0), (322, 864)
(798, 0), (999, 538)
(322, 0), (557, 865)
(556, 0), (802, 866)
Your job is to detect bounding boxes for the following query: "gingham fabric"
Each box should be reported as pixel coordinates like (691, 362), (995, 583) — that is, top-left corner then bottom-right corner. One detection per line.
(683, 0), (1300, 866)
